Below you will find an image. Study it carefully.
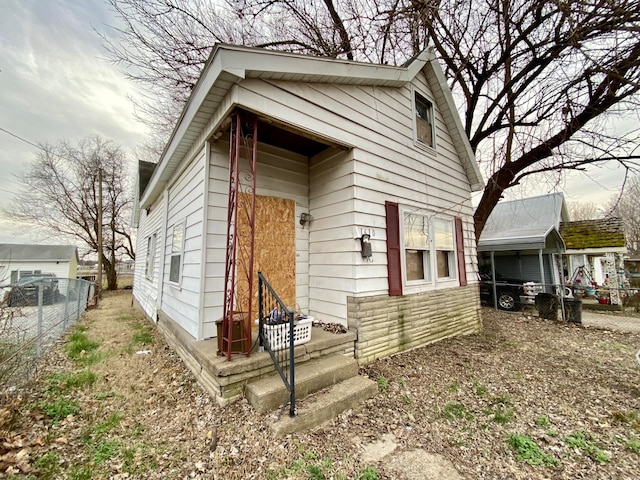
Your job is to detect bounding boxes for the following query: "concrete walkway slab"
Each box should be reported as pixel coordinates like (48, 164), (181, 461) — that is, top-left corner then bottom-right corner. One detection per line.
(580, 311), (640, 333)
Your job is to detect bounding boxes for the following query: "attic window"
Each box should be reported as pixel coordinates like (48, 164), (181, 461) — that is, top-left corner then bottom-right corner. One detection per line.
(415, 92), (434, 148)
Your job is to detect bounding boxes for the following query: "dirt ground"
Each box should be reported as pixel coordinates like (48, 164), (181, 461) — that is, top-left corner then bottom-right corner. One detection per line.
(1, 292), (639, 479)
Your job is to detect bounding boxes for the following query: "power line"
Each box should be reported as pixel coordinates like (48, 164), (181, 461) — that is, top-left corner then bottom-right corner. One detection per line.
(0, 187), (17, 196)
(0, 126), (43, 151)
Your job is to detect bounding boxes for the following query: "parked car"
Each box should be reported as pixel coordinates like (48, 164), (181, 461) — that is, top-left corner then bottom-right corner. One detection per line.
(6, 273), (60, 307)
(479, 272), (542, 311)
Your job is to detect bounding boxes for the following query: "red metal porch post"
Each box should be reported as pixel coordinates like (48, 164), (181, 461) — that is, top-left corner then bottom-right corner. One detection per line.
(221, 110), (258, 360)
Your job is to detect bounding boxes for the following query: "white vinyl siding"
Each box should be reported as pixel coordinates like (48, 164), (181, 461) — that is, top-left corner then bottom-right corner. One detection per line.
(139, 60), (478, 337)
(201, 140), (311, 337)
(133, 198), (164, 322)
(2, 262), (70, 280)
(162, 149), (206, 338)
(232, 73), (476, 320)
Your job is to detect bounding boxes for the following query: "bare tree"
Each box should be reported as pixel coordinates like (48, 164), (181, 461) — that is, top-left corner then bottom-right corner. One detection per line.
(568, 201), (603, 221)
(417, 0), (640, 240)
(103, 0), (640, 240)
(605, 175), (640, 254)
(2, 136), (135, 290)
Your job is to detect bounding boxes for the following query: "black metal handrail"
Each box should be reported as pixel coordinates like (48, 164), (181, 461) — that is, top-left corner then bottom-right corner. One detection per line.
(258, 272), (296, 417)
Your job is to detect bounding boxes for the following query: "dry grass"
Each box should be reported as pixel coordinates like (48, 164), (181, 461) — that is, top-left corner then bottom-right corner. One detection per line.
(1, 296), (639, 479)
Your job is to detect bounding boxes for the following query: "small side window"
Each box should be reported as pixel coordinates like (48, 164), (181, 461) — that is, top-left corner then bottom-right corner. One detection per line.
(145, 233), (156, 280)
(415, 92), (434, 148)
(169, 224), (184, 284)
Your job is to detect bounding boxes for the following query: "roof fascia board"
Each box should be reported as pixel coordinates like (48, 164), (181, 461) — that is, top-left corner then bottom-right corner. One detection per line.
(565, 247), (627, 255)
(140, 54), (243, 207)
(216, 43), (416, 85)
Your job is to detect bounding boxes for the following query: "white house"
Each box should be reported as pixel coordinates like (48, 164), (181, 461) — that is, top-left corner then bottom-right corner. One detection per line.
(0, 243), (78, 287)
(132, 44), (484, 364)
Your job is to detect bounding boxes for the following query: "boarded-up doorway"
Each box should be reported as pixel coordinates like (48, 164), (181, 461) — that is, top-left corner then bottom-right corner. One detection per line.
(237, 193), (296, 316)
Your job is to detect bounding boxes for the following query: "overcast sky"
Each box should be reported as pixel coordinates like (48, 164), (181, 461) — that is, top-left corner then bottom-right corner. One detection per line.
(0, 0), (148, 245)
(0, 0), (638, 248)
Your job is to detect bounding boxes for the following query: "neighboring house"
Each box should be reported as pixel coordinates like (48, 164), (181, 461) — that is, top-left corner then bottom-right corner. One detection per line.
(624, 254), (640, 288)
(477, 193), (568, 289)
(560, 217), (627, 291)
(132, 43), (484, 366)
(0, 243), (79, 288)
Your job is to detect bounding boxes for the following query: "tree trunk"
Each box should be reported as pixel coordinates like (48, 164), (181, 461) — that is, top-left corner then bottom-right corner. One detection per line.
(102, 255), (118, 290)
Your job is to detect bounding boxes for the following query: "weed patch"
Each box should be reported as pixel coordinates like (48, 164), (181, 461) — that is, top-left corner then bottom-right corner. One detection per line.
(33, 451), (62, 480)
(442, 402), (474, 421)
(376, 376), (388, 393)
(624, 437), (640, 453)
(357, 466), (379, 479)
(65, 329), (101, 365)
(535, 416), (551, 427)
(506, 433), (558, 466)
(93, 439), (120, 464)
(484, 395), (515, 425)
(39, 397), (80, 422)
(563, 432), (610, 463)
(46, 370), (96, 393)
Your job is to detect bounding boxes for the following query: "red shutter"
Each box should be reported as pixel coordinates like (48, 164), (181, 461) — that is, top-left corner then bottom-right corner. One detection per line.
(455, 216), (467, 286)
(385, 201), (403, 296)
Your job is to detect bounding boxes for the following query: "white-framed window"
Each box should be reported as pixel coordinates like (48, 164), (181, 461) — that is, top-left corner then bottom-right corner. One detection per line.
(145, 233), (156, 280)
(402, 211), (456, 285)
(169, 223), (184, 284)
(414, 91), (435, 148)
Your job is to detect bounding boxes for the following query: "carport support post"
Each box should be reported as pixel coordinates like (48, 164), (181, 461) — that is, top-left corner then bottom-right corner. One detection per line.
(557, 241), (567, 322)
(490, 251), (498, 309)
(538, 249), (545, 292)
(37, 286), (44, 357)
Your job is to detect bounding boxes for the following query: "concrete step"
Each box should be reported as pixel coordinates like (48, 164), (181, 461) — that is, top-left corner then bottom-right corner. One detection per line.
(245, 354), (358, 413)
(271, 375), (378, 436)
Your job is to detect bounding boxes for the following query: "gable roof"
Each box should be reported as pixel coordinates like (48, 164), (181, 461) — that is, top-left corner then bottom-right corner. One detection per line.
(140, 43), (483, 209)
(0, 244), (78, 263)
(560, 217), (627, 251)
(478, 193), (568, 252)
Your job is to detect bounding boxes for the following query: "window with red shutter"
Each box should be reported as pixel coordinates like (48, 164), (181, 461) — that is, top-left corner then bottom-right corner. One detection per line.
(385, 201), (403, 296)
(455, 217), (467, 286)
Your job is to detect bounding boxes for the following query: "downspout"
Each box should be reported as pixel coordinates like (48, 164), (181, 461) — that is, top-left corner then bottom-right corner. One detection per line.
(198, 141), (212, 340)
(156, 190), (169, 320)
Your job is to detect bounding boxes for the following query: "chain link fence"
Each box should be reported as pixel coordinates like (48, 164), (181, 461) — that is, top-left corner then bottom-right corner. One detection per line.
(482, 278), (640, 324)
(0, 278), (94, 393)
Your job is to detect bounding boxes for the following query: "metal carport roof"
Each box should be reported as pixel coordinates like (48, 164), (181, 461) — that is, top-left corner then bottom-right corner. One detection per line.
(477, 193), (567, 253)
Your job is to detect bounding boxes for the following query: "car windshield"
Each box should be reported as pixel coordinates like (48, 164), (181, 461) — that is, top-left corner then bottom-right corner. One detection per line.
(16, 275), (54, 285)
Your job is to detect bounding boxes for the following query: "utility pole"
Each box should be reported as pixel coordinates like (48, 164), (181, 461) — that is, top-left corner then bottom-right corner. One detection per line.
(96, 168), (103, 303)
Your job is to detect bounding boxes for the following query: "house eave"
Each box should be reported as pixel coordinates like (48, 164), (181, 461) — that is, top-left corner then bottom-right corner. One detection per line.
(139, 43), (482, 209)
(478, 226), (565, 253)
(565, 247), (627, 255)
(140, 45), (438, 209)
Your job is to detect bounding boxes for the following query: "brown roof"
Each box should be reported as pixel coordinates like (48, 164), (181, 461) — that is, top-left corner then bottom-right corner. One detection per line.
(559, 217), (626, 249)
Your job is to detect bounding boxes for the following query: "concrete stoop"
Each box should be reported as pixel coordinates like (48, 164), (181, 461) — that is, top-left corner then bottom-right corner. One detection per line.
(271, 375), (378, 437)
(245, 354), (378, 436)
